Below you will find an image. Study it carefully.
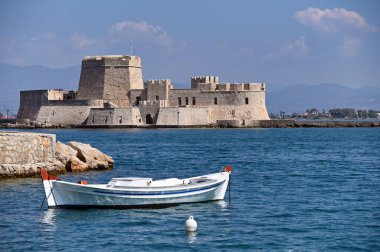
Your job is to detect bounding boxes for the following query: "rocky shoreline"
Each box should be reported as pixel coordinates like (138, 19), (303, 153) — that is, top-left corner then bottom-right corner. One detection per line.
(0, 131), (113, 180)
(1, 119), (379, 129)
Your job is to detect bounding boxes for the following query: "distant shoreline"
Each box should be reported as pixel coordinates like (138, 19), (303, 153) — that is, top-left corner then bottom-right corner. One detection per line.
(1, 119), (379, 129)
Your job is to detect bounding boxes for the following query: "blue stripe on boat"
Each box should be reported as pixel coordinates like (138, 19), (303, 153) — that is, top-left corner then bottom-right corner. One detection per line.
(92, 181), (224, 196)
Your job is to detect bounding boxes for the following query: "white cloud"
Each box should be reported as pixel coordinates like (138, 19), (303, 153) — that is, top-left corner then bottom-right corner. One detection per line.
(294, 7), (377, 32)
(264, 36), (309, 61)
(70, 32), (95, 48)
(108, 20), (171, 46)
(341, 37), (362, 57)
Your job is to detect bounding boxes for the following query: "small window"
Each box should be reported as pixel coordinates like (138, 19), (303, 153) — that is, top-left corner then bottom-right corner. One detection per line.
(245, 97), (249, 105)
(92, 116), (95, 123)
(136, 96), (141, 106)
(105, 116), (108, 123)
(192, 97), (196, 105)
(156, 95), (159, 101)
(214, 97), (218, 105)
(119, 116), (122, 124)
(178, 97), (182, 106)
(185, 97), (189, 105)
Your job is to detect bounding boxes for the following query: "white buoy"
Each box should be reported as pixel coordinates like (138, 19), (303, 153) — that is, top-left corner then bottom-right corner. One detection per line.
(185, 216), (197, 232)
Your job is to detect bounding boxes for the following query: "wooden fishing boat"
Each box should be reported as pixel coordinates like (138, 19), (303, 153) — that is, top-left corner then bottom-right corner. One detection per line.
(41, 167), (231, 209)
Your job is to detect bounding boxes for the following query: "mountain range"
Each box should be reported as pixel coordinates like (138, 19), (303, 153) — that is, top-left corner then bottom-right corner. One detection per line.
(0, 63), (379, 116)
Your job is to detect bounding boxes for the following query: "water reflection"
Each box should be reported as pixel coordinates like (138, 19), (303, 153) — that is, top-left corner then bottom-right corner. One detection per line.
(186, 231), (197, 244)
(40, 209), (57, 231)
(214, 200), (228, 209)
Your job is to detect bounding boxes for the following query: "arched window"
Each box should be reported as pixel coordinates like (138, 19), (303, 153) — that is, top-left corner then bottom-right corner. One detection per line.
(245, 97), (249, 105)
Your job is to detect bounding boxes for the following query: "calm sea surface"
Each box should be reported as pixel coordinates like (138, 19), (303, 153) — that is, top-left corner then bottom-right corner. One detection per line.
(0, 128), (379, 251)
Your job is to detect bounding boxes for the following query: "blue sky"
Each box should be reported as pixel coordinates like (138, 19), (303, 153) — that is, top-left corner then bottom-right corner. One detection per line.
(1, 0), (379, 89)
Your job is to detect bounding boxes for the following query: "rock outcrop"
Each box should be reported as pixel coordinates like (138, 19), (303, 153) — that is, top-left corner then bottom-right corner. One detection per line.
(67, 141), (114, 170)
(0, 131), (114, 179)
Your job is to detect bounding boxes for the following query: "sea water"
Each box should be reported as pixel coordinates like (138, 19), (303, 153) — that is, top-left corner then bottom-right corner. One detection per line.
(0, 128), (379, 251)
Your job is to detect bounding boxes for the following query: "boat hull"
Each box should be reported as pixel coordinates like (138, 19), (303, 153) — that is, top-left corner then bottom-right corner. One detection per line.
(43, 172), (230, 209)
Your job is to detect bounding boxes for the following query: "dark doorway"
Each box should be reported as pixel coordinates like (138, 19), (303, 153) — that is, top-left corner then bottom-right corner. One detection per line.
(136, 96), (141, 106)
(146, 114), (153, 124)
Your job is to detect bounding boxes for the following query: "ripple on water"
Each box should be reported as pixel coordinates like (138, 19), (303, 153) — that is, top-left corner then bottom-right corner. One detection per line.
(0, 128), (379, 251)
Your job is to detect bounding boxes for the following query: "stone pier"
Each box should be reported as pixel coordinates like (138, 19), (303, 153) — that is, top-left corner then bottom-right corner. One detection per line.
(0, 131), (114, 179)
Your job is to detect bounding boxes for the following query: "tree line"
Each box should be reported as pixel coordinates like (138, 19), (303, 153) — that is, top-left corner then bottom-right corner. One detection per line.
(271, 108), (379, 119)
(328, 108), (379, 119)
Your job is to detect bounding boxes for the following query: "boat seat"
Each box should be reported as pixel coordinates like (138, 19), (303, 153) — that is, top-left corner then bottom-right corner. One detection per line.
(149, 178), (183, 187)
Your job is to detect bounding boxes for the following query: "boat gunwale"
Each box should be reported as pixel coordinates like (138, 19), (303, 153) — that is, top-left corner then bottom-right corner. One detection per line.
(51, 172), (229, 193)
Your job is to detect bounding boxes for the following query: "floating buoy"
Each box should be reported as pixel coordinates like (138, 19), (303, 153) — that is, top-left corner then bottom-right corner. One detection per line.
(185, 216), (197, 232)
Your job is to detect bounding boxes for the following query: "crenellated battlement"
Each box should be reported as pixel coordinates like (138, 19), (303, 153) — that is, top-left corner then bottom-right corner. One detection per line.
(219, 82), (265, 92)
(146, 79), (172, 102)
(82, 55), (142, 68)
(146, 79), (172, 86)
(191, 76), (219, 89)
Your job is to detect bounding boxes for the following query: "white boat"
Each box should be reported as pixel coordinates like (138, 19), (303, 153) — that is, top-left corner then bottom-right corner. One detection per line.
(41, 167), (231, 209)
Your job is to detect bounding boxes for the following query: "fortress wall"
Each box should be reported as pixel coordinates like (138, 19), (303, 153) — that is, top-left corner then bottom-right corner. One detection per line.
(138, 102), (160, 124)
(86, 108), (114, 125)
(113, 107), (143, 125)
(156, 107), (210, 126)
(129, 89), (147, 106)
(17, 90), (48, 121)
(191, 76), (218, 89)
(103, 99), (130, 108)
(86, 108), (143, 126)
(45, 100), (104, 106)
(217, 83), (230, 91)
(230, 84), (244, 91)
(208, 91), (269, 121)
(34, 100), (104, 125)
(77, 55), (144, 101)
(36, 106), (93, 125)
(146, 79), (171, 101)
(168, 89), (268, 112)
(77, 58), (105, 99)
(47, 90), (64, 100)
(247, 83), (265, 91)
(0, 131), (55, 164)
(126, 56), (144, 90)
(103, 66), (130, 100)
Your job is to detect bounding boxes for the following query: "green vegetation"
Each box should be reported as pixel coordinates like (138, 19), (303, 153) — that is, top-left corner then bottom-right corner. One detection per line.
(270, 108), (379, 119)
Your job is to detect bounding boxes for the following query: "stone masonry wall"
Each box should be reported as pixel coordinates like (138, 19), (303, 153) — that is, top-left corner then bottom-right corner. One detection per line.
(168, 88), (269, 120)
(146, 79), (171, 102)
(156, 107), (210, 126)
(0, 131), (56, 164)
(77, 58), (105, 100)
(77, 55), (143, 102)
(0, 131), (114, 179)
(17, 90), (48, 121)
(86, 107), (143, 126)
(0, 131), (61, 178)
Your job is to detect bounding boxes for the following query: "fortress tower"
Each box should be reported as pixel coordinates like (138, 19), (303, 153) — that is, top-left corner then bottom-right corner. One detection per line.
(76, 55), (143, 101)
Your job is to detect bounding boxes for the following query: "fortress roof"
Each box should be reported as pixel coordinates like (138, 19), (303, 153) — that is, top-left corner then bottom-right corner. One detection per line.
(83, 55), (139, 60)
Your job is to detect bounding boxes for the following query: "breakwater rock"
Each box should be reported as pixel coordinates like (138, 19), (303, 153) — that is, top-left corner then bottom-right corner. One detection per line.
(0, 131), (114, 179)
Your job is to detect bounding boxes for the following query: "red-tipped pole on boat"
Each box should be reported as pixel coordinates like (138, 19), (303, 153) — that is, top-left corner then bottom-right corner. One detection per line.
(40, 168), (58, 209)
(225, 166), (232, 206)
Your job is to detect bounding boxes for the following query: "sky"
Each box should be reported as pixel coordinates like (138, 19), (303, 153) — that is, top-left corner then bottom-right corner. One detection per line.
(1, 0), (379, 89)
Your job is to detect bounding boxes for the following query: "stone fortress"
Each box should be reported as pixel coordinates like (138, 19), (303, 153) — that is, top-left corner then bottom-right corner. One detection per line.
(17, 55), (270, 127)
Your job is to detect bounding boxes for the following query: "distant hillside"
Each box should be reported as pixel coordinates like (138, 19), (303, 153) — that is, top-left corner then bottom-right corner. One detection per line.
(0, 63), (80, 115)
(0, 63), (378, 116)
(266, 83), (380, 114)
